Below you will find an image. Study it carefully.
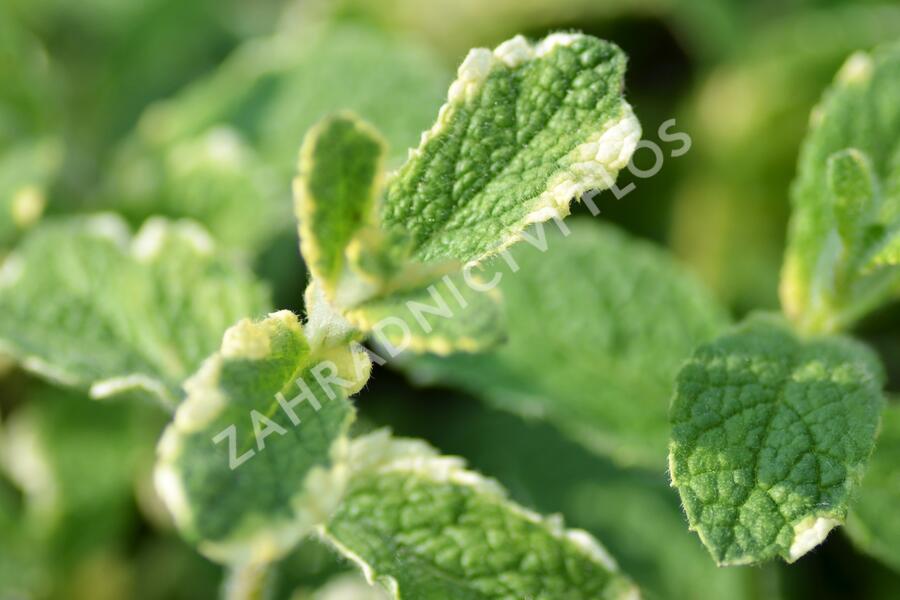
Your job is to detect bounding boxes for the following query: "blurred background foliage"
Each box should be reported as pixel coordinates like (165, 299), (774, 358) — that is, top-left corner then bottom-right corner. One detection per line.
(2, 0), (900, 598)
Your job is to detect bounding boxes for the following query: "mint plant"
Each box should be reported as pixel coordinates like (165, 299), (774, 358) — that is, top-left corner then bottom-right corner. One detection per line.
(3, 8), (900, 596)
(669, 42), (900, 566)
(1, 32), (643, 598)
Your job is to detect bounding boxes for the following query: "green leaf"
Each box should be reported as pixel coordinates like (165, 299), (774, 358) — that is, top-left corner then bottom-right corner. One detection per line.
(846, 404), (900, 573)
(320, 430), (639, 600)
(0, 215), (270, 407)
(828, 148), (878, 247)
(135, 24), (449, 173)
(0, 385), (158, 567)
(343, 271), (506, 356)
(154, 311), (370, 564)
(365, 392), (759, 600)
(382, 33), (640, 265)
(105, 24), (450, 255)
(669, 314), (885, 565)
(406, 220), (727, 468)
(295, 114), (386, 295)
(781, 42), (900, 333)
(108, 128), (287, 252)
(312, 574), (389, 600)
(293, 115), (505, 355)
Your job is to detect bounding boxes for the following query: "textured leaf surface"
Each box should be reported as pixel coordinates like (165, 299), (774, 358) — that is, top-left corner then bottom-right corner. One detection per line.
(846, 404), (900, 573)
(365, 393), (758, 600)
(781, 42), (900, 332)
(321, 431), (639, 600)
(669, 314), (884, 565)
(295, 114), (385, 294)
(155, 311), (369, 564)
(382, 33), (639, 265)
(292, 112), (504, 354)
(0, 215), (270, 407)
(407, 220), (727, 467)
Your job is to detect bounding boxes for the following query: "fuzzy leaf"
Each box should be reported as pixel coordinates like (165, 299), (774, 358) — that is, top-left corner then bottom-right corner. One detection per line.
(320, 431), (639, 600)
(781, 42), (900, 332)
(407, 220), (727, 468)
(295, 114), (385, 294)
(846, 404), (900, 573)
(155, 311), (370, 564)
(293, 115), (505, 354)
(0, 215), (270, 407)
(669, 314), (884, 565)
(382, 33), (639, 265)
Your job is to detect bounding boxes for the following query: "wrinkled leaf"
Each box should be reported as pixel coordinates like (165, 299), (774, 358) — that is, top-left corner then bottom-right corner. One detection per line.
(155, 311), (369, 564)
(321, 430), (639, 599)
(382, 33), (640, 265)
(0, 215), (270, 407)
(669, 314), (884, 565)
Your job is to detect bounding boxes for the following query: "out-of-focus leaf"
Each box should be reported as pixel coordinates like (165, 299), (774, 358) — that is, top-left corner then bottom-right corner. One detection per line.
(104, 24), (450, 255)
(672, 5), (900, 312)
(321, 430), (639, 599)
(0, 215), (270, 407)
(846, 404), (900, 574)
(0, 384), (160, 580)
(670, 314), (884, 565)
(780, 42), (900, 332)
(310, 573), (389, 600)
(154, 311), (368, 564)
(407, 220), (727, 468)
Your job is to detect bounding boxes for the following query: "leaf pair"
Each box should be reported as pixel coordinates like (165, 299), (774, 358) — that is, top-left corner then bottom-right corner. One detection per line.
(294, 33), (640, 356)
(670, 43), (900, 567)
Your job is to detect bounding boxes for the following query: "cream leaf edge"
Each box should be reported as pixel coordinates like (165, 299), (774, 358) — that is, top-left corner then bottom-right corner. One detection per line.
(318, 429), (640, 600)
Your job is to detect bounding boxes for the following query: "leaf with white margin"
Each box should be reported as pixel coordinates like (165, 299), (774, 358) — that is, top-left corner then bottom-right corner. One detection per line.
(155, 311), (371, 565)
(406, 220), (727, 468)
(0, 215), (270, 407)
(381, 32), (640, 265)
(293, 112), (505, 355)
(669, 313), (884, 565)
(343, 271), (506, 357)
(294, 113), (386, 295)
(319, 430), (640, 599)
(781, 42), (900, 333)
(846, 404), (900, 573)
